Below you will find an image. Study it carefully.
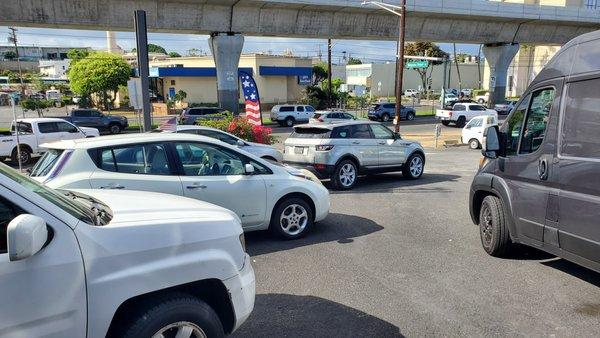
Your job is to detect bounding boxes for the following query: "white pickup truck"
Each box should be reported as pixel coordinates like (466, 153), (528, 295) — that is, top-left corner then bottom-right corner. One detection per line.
(436, 103), (498, 128)
(0, 118), (98, 164)
(0, 163), (255, 337)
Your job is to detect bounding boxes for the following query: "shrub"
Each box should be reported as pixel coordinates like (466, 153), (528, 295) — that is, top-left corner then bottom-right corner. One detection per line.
(196, 112), (274, 145)
(472, 89), (488, 97)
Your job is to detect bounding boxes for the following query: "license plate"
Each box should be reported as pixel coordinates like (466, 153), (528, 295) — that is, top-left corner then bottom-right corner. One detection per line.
(294, 146), (306, 155)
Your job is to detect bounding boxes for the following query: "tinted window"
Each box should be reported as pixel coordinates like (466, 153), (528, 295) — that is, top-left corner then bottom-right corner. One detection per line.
(454, 105), (466, 111)
(572, 39), (600, 75)
(0, 196), (25, 254)
(197, 130), (239, 145)
(343, 113), (354, 119)
(291, 128), (331, 139)
(504, 94), (530, 156)
(471, 105), (486, 111)
(279, 106), (295, 112)
(11, 122), (32, 133)
(175, 142), (245, 176)
(520, 88), (554, 154)
(297, 106), (305, 112)
(384, 104), (395, 109)
(38, 122), (57, 133)
(305, 106), (315, 112)
(89, 110), (103, 117)
(467, 118), (483, 128)
(329, 113), (340, 119)
(72, 110), (90, 117)
(351, 124), (372, 138)
(57, 122), (78, 133)
(188, 108), (203, 116)
(561, 78), (600, 158)
(370, 124), (394, 139)
(100, 143), (171, 175)
(331, 125), (351, 139)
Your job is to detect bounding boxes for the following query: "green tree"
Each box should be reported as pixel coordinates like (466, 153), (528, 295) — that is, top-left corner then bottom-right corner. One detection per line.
(168, 51), (182, 58)
(404, 42), (449, 93)
(312, 62), (328, 86)
(347, 57), (362, 65)
(69, 52), (131, 110)
(21, 98), (52, 117)
(67, 49), (90, 65)
(3, 51), (17, 60)
(132, 44), (167, 54)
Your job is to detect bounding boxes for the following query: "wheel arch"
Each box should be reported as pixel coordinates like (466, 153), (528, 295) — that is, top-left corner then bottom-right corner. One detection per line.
(470, 175), (518, 242)
(106, 278), (235, 337)
(12, 143), (33, 155)
(334, 154), (361, 171)
(270, 192), (316, 223)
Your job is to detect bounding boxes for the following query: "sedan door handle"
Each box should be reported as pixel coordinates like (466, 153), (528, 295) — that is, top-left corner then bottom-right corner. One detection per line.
(378, 141), (386, 145)
(100, 184), (125, 189)
(352, 141), (361, 145)
(186, 184), (207, 190)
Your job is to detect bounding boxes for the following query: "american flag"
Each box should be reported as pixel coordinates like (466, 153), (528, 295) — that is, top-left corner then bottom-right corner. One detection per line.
(240, 71), (262, 125)
(159, 116), (177, 132)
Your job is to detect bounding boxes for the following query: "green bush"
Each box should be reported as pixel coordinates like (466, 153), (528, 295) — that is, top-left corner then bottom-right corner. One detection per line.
(472, 89), (488, 97)
(189, 102), (219, 108)
(195, 112), (234, 131)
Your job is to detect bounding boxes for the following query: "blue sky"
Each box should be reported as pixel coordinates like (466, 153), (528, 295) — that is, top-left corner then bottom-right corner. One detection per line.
(1, 27), (481, 63)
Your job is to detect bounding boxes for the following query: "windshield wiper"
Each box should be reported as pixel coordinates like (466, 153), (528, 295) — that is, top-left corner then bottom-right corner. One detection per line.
(61, 191), (108, 226)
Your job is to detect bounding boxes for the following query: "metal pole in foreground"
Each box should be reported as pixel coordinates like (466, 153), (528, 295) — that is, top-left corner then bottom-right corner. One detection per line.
(393, 0), (406, 133)
(10, 97), (22, 171)
(327, 38), (333, 109)
(134, 10), (152, 132)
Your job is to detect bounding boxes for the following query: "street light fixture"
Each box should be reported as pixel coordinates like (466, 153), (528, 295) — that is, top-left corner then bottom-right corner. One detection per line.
(362, 1), (406, 133)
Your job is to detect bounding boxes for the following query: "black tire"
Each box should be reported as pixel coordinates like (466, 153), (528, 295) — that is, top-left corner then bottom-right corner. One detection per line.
(441, 121), (451, 127)
(109, 123), (122, 134)
(270, 197), (314, 239)
(479, 195), (512, 257)
(406, 112), (415, 121)
(381, 113), (390, 122)
(477, 98), (485, 104)
(120, 293), (224, 338)
(469, 138), (481, 150)
(11, 146), (31, 165)
(402, 152), (424, 180)
(456, 116), (466, 128)
(277, 121), (285, 127)
(285, 117), (295, 127)
(332, 159), (358, 190)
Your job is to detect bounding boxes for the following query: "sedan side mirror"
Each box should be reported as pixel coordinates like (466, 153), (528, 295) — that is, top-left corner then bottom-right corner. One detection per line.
(237, 139), (245, 147)
(482, 125), (501, 159)
(7, 214), (48, 261)
(244, 163), (255, 175)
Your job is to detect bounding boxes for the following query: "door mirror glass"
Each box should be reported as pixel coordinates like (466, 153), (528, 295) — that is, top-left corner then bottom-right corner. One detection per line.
(483, 126), (500, 159)
(244, 163), (255, 175)
(236, 139), (245, 147)
(7, 214), (48, 261)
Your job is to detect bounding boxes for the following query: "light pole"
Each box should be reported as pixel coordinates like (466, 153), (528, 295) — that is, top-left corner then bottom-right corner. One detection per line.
(362, 1), (406, 133)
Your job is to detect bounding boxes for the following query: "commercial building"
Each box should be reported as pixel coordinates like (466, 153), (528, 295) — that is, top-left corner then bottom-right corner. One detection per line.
(38, 59), (70, 79)
(149, 54), (312, 106)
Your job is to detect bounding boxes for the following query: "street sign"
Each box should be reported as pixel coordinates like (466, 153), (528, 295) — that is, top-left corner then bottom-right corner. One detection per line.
(127, 78), (143, 110)
(406, 60), (429, 69)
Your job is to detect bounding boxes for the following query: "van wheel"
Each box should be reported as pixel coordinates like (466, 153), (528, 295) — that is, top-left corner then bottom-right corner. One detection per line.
(406, 112), (415, 121)
(11, 146), (31, 165)
(121, 293), (224, 338)
(479, 195), (512, 257)
(381, 113), (390, 122)
(285, 117), (295, 127)
(403, 153), (424, 179)
(109, 123), (122, 134)
(469, 139), (481, 149)
(270, 197), (313, 239)
(441, 121), (450, 127)
(456, 116), (466, 128)
(332, 159), (358, 190)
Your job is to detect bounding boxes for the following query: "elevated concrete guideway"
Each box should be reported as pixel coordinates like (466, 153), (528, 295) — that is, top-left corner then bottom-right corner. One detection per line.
(1, 0), (599, 44)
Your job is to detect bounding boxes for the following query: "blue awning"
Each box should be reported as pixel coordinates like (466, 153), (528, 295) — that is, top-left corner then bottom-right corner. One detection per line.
(259, 66), (313, 77)
(149, 67), (254, 77)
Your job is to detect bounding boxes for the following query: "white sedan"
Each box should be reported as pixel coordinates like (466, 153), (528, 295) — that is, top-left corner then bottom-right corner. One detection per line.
(162, 125), (283, 162)
(309, 111), (356, 124)
(31, 133), (330, 239)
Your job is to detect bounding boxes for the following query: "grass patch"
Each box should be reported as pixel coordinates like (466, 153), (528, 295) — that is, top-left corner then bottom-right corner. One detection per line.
(126, 123), (159, 131)
(415, 106), (435, 117)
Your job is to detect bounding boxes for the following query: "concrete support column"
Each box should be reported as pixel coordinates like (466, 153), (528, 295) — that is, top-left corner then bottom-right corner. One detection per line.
(482, 43), (519, 107)
(209, 33), (244, 115)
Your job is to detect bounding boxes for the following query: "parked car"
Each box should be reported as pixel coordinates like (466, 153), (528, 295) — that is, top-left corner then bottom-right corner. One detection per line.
(461, 115), (498, 149)
(180, 106), (227, 125)
(436, 103), (497, 127)
(51, 108), (128, 134)
(493, 100), (518, 115)
(45, 89), (61, 101)
(283, 121), (425, 190)
(32, 133), (329, 239)
(367, 103), (416, 122)
(0, 162), (254, 337)
(475, 92), (490, 104)
(461, 88), (473, 98)
(470, 29), (600, 273)
(443, 93), (459, 106)
(160, 125), (283, 162)
(309, 111), (356, 124)
(270, 104), (316, 127)
(0, 118), (98, 165)
(404, 89), (419, 97)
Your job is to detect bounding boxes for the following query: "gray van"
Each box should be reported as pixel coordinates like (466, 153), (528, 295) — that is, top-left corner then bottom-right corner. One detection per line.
(470, 30), (600, 273)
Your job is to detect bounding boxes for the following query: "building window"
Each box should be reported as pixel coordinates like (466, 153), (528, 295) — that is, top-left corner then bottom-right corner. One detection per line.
(347, 67), (372, 77)
(170, 80), (176, 85)
(585, 0), (598, 9)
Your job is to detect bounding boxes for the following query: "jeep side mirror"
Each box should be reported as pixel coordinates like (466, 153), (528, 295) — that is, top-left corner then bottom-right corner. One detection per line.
(7, 214), (48, 261)
(482, 125), (500, 159)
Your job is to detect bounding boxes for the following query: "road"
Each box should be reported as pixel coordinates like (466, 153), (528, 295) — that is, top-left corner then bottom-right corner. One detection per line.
(233, 147), (600, 337)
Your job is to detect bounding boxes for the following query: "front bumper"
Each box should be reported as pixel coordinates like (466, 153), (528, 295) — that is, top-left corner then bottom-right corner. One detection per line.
(223, 254), (256, 333)
(284, 161), (335, 179)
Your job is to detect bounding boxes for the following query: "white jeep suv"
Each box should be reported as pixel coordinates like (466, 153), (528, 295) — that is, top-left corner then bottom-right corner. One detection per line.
(270, 104), (316, 127)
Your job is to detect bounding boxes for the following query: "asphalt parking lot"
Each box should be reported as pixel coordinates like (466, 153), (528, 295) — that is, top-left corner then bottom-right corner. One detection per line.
(234, 147), (600, 337)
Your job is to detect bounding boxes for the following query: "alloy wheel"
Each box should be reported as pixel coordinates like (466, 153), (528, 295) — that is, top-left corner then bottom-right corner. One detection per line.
(339, 163), (357, 187)
(280, 204), (309, 236)
(480, 204), (493, 247)
(409, 156), (423, 177)
(152, 321), (206, 338)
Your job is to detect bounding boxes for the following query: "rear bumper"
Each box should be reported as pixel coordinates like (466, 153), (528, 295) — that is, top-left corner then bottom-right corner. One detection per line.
(284, 161), (335, 179)
(223, 254), (255, 333)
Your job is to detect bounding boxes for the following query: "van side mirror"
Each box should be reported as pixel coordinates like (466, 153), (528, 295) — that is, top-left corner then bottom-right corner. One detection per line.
(7, 214), (48, 261)
(482, 126), (501, 159)
(244, 163), (255, 175)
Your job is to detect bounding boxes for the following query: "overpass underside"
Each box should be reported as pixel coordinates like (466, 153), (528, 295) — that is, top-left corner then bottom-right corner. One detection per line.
(1, 0), (599, 45)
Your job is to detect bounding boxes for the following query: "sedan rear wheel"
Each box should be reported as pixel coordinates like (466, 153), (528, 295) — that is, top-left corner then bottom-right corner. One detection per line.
(469, 139), (481, 149)
(333, 160), (358, 190)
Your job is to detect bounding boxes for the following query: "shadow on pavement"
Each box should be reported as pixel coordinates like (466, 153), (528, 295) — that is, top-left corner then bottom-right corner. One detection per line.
(245, 213), (383, 256)
(541, 258), (600, 288)
(232, 294), (404, 337)
(326, 173), (461, 194)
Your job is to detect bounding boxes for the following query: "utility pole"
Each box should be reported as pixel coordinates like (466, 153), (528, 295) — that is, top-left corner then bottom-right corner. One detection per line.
(8, 28), (25, 96)
(327, 38), (333, 109)
(393, 0), (406, 133)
